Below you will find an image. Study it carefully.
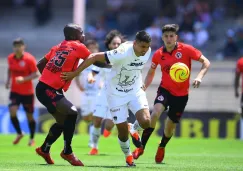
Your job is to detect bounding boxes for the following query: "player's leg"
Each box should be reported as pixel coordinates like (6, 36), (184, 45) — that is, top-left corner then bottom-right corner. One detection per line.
(103, 119), (114, 137)
(89, 116), (102, 155)
(22, 94), (36, 146)
(240, 94), (243, 139)
(9, 92), (23, 144)
(155, 94), (188, 163)
(110, 105), (135, 167)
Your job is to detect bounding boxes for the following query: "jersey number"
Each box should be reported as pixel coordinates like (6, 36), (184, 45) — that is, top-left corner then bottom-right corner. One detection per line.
(53, 51), (68, 67)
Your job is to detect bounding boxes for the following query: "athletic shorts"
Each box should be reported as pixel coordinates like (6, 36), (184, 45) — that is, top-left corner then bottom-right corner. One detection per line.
(36, 81), (64, 114)
(9, 92), (34, 113)
(93, 102), (112, 120)
(154, 86), (188, 123)
(107, 90), (149, 124)
(80, 93), (96, 116)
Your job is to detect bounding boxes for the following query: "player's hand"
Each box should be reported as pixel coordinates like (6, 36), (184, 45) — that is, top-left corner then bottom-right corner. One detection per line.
(5, 81), (10, 89)
(235, 91), (239, 98)
(61, 72), (77, 81)
(192, 78), (201, 88)
(15, 76), (25, 84)
(141, 84), (147, 91)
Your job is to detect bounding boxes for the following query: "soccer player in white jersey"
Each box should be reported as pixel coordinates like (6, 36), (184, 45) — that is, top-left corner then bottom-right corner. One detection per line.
(89, 30), (125, 155)
(75, 40), (100, 147)
(61, 31), (152, 166)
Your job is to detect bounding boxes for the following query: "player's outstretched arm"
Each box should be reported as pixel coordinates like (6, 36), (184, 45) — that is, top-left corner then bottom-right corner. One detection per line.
(193, 55), (210, 88)
(143, 67), (156, 91)
(234, 70), (240, 98)
(61, 52), (106, 81)
(37, 57), (48, 74)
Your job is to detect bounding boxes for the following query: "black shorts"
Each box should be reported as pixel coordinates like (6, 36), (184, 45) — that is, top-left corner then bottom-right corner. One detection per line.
(154, 87), (188, 123)
(9, 92), (34, 113)
(36, 81), (64, 114)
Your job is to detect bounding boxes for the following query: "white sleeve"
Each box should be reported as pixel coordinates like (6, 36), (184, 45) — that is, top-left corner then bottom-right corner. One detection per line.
(105, 43), (127, 65)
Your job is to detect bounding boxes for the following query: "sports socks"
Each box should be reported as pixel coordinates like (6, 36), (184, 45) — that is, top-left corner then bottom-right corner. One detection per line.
(28, 120), (36, 139)
(159, 132), (172, 148)
(41, 123), (63, 153)
(133, 120), (143, 131)
(92, 127), (101, 149)
(141, 127), (154, 149)
(63, 114), (77, 154)
(10, 116), (22, 135)
(118, 138), (131, 156)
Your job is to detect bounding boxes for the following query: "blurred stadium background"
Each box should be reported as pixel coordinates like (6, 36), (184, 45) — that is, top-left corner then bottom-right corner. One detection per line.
(0, 0), (242, 139)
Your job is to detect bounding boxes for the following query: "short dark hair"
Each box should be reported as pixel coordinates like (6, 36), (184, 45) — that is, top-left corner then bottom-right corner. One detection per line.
(135, 30), (151, 43)
(13, 38), (24, 46)
(85, 39), (99, 48)
(63, 23), (82, 40)
(104, 30), (125, 50)
(162, 24), (179, 33)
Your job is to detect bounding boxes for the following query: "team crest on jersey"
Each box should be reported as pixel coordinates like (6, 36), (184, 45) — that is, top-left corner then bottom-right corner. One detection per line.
(157, 95), (164, 101)
(175, 52), (182, 59)
(117, 46), (125, 54)
(19, 61), (25, 67)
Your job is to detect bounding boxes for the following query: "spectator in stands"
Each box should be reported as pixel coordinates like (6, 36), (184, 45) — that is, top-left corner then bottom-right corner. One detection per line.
(193, 22), (209, 48)
(223, 29), (239, 59)
(145, 21), (162, 51)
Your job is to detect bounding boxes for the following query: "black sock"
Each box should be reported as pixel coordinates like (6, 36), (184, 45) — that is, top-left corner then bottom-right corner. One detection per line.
(159, 132), (172, 148)
(10, 116), (22, 134)
(63, 114), (77, 154)
(28, 120), (36, 139)
(141, 127), (154, 149)
(41, 123), (63, 153)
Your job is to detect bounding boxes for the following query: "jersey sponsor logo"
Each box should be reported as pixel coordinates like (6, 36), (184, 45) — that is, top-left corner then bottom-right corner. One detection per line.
(19, 61), (25, 67)
(128, 62), (144, 67)
(116, 87), (133, 93)
(175, 52), (182, 59)
(157, 95), (164, 101)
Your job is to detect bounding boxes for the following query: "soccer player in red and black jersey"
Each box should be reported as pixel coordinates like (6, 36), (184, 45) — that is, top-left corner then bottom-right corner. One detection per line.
(35, 23), (94, 166)
(130, 24), (210, 163)
(6, 38), (39, 146)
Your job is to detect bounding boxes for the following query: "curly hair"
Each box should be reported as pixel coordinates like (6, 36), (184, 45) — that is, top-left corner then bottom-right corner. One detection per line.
(104, 30), (125, 50)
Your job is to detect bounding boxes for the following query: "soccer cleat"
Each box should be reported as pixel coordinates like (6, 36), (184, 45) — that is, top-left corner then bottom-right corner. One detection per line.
(28, 139), (35, 146)
(132, 147), (144, 159)
(103, 129), (111, 138)
(155, 147), (165, 163)
(13, 134), (24, 145)
(126, 155), (136, 167)
(35, 147), (54, 164)
(128, 123), (142, 148)
(89, 148), (98, 155)
(60, 151), (84, 166)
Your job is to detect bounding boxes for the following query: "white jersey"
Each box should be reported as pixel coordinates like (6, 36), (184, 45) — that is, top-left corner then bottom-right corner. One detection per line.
(105, 41), (151, 96)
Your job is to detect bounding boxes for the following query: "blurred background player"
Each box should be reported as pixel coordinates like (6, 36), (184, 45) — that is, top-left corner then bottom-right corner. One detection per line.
(6, 38), (39, 146)
(234, 56), (243, 139)
(89, 30), (125, 155)
(130, 24), (210, 163)
(75, 40), (100, 148)
(61, 31), (152, 167)
(35, 23), (91, 166)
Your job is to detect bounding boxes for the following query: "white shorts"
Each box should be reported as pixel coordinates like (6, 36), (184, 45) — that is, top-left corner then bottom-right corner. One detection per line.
(80, 93), (96, 116)
(107, 90), (149, 124)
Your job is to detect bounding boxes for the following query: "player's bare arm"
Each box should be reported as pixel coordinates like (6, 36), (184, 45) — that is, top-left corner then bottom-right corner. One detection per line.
(61, 52), (106, 81)
(143, 67), (156, 91)
(5, 68), (10, 89)
(193, 55), (210, 88)
(234, 70), (240, 98)
(37, 57), (48, 74)
(15, 72), (39, 84)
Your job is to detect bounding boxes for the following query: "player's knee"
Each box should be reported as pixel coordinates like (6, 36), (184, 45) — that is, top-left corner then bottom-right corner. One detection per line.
(168, 114), (180, 123)
(26, 113), (34, 121)
(93, 119), (102, 128)
(105, 119), (114, 130)
(118, 132), (129, 142)
(140, 116), (151, 129)
(9, 106), (18, 117)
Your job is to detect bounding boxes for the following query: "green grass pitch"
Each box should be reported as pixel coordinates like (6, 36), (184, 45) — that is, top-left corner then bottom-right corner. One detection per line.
(0, 134), (242, 171)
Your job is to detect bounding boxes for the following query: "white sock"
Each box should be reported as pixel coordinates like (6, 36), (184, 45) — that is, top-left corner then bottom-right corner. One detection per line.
(89, 124), (94, 144)
(133, 120), (143, 131)
(92, 127), (101, 149)
(118, 138), (131, 157)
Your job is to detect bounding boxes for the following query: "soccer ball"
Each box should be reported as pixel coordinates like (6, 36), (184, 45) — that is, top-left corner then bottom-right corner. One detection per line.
(169, 62), (190, 82)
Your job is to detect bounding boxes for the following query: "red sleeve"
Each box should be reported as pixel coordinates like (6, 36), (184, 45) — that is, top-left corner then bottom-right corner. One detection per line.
(186, 45), (202, 61)
(44, 46), (56, 60)
(28, 55), (38, 72)
(151, 50), (160, 69)
(236, 58), (243, 73)
(77, 44), (91, 59)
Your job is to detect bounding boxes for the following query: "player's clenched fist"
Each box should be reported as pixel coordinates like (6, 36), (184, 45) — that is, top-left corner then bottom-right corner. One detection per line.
(192, 78), (201, 88)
